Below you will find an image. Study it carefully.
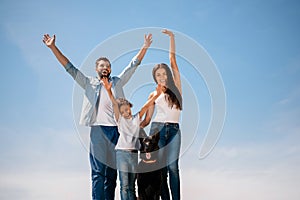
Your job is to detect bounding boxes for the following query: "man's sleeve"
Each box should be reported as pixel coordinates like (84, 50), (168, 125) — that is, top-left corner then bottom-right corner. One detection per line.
(117, 56), (141, 86)
(65, 62), (89, 89)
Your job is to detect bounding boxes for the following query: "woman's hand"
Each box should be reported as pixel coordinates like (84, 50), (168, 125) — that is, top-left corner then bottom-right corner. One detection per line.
(162, 29), (174, 37)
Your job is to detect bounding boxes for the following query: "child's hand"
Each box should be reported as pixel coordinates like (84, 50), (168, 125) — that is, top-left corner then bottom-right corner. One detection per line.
(155, 84), (165, 96)
(101, 77), (112, 91)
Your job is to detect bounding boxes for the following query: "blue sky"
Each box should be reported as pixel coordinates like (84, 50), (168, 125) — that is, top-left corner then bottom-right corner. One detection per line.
(1, 0), (300, 199)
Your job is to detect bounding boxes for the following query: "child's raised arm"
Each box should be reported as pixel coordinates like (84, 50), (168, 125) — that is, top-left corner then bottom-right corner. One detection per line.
(102, 78), (120, 122)
(139, 84), (163, 119)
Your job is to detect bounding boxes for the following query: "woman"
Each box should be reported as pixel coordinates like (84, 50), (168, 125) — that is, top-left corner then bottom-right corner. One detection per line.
(141, 29), (182, 200)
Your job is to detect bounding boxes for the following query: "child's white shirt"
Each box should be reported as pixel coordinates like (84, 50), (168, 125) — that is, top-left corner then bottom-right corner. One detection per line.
(115, 113), (141, 150)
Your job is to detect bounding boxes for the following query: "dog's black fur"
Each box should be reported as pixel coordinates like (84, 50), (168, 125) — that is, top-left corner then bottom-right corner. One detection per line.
(137, 129), (162, 200)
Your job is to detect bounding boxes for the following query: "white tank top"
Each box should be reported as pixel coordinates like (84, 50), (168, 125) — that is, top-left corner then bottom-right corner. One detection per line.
(152, 93), (181, 123)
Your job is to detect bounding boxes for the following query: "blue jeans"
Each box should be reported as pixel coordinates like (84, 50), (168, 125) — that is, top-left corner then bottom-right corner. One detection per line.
(150, 122), (181, 200)
(116, 150), (138, 200)
(89, 126), (119, 200)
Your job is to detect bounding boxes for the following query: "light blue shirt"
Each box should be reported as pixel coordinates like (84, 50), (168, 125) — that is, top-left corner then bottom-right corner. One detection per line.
(65, 56), (141, 126)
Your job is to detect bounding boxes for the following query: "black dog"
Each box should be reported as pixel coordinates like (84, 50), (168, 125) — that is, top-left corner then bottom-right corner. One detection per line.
(137, 129), (162, 200)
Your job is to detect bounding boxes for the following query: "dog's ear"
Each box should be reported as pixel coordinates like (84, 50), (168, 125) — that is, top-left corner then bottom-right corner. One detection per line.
(139, 128), (147, 149)
(139, 128), (147, 139)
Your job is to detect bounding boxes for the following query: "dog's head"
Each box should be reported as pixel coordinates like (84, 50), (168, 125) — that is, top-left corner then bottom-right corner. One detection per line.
(139, 128), (160, 161)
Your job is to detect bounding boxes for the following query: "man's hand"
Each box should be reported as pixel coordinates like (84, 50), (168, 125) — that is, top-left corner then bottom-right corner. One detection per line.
(144, 33), (153, 48)
(43, 34), (56, 48)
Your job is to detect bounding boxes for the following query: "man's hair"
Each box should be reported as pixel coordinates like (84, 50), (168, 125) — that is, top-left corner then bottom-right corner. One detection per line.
(116, 98), (133, 110)
(95, 57), (111, 68)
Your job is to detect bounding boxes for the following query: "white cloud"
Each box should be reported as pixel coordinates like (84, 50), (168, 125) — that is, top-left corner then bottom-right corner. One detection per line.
(0, 126), (91, 199)
(181, 164), (300, 200)
(1, 114), (300, 199)
(0, 171), (90, 200)
(179, 130), (300, 200)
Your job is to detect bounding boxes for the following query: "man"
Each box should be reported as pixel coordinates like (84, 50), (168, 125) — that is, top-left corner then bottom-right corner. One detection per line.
(43, 33), (152, 200)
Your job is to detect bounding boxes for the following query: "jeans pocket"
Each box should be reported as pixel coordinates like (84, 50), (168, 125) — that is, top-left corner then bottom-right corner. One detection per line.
(150, 122), (164, 135)
(170, 124), (180, 134)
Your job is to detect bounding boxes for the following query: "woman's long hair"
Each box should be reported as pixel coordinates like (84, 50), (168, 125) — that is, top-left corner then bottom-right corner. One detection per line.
(152, 63), (182, 110)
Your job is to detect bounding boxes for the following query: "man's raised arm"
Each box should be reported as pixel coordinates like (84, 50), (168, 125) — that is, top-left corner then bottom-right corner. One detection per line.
(43, 34), (88, 89)
(43, 34), (69, 67)
(118, 33), (152, 86)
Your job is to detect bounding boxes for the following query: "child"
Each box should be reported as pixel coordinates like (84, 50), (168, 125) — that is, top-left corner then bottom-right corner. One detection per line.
(102, 77), (162, 200)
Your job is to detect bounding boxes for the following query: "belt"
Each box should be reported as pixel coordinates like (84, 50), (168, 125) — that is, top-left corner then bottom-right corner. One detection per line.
(117, 149), (138, 153)
(153, 122), (179, 127)
(164, 122), (179, 126)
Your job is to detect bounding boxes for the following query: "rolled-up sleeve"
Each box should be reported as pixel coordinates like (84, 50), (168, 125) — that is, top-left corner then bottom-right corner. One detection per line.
(64, 62), (73, 71)
(65, 62), (89, 89)
(117, 56), (141, 86)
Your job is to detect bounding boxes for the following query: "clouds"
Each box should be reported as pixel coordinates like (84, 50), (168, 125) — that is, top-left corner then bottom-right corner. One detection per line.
(1, 124), (299, 200)
(1, 0), (300, 199)
(0, 171), (90, 200)
(0, 125), (87, 171)
(182, 164), (300, 200)
(0, 125), (91, 199)
(179, 94), (300, 199)
(180, 134), (300, 200)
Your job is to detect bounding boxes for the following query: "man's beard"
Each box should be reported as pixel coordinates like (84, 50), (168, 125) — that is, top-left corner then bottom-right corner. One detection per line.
(100, 72), (111, 79)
